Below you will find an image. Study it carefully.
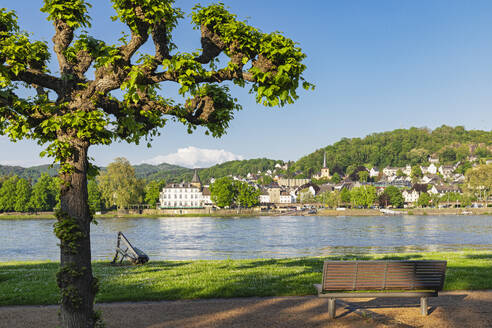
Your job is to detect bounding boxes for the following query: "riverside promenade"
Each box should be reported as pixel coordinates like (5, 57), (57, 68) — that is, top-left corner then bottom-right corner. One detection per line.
(1, 291), (492, 328)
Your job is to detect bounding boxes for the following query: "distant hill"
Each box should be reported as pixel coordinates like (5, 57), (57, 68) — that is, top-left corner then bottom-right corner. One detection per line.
(198, 158), (283, 182)
(135, 158), (284, 183)
(2, 125), (490, 183)
(0, 164), (59, 182)
(0, 158), (283, 184)
(293, 125), (492, 176)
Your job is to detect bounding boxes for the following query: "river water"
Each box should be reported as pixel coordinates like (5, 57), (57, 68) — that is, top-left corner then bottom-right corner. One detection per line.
(1, 215), (491, 261)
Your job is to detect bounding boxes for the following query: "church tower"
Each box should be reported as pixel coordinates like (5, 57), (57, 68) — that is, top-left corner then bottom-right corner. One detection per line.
(191, 169), (202, 188)
(320, 152), (331, 178)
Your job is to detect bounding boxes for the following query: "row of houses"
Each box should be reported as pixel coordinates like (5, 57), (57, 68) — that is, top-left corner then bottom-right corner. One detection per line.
(157, 154), (488, 209)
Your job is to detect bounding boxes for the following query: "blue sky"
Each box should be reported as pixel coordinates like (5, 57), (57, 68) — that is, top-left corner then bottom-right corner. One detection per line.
(1, 0), (492, 167)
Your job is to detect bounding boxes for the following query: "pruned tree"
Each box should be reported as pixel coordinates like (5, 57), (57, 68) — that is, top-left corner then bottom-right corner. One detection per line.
(0, 1), (312, 327)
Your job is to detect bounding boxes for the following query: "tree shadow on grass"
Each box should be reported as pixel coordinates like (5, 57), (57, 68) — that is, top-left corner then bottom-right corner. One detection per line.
(97, 261), (192, 273)
(465, 254), (492, 260)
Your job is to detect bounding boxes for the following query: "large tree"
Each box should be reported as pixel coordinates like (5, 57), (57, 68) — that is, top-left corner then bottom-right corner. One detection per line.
(0, 1), (311, 327)
(97, 157), (143, 210)
(465, 164), (492, 204)
(0, 175), (19, 211)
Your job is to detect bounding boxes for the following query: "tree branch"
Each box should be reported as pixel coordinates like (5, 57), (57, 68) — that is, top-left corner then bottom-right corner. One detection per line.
(96, 92), (221, 128)
(11, 69), (63, 93)
(52, 20), (74, 74)
(0, 89), (48, 124)
(119, 7), (150, 62)
(73, 50), (93, 78)
(194, 25), (225, 64)
(148, 67), (255, 85)
(151, 22), (171, 62)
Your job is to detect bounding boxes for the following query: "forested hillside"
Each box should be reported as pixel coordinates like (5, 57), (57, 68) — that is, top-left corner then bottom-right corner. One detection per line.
(0, 158), (282, 184)
(133, 163), (191, 180)
(136, 158), (283, 183)
(0, 164), (59, 182)
(294, 125), (492, 176)
(2, 126), (491, 182)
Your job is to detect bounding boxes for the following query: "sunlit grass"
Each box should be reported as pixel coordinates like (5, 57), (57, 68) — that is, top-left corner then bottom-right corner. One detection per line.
(1, 250), (491, 306)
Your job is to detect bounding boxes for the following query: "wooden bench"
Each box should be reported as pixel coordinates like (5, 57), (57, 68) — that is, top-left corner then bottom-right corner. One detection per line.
(314, 260), (447, 319)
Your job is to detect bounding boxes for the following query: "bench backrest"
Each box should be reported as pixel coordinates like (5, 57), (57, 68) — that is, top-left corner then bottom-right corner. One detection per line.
(321, 260), (447, 292)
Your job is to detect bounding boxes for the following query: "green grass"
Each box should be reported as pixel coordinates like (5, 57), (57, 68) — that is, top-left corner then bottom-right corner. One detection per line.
(1, 250), (492, 306)
(0, 214), (56, 220)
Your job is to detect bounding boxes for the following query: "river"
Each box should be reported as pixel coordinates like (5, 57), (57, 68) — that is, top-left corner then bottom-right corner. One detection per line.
(1, 215), (491, 261)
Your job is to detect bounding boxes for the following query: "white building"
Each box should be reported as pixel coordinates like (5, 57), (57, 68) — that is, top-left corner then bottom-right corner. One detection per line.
(159, 170), (211, 208)
(438, 165), (455, 178)
(383, 167), (398, 177)
(427, 163), (438, 174)
(370, 167), (380, 178)
(402, 189), (419, 203)
(259, 192), (270, 203)
(403, 165), (412, 176)
(279, 191), (294, 204)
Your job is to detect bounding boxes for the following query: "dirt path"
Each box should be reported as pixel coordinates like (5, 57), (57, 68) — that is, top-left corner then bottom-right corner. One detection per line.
(1, 291), (491, 328)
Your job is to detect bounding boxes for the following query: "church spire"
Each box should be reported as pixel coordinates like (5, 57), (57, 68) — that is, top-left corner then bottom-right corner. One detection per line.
(191, 169), (202, 187)
(323, 151), (327, 168)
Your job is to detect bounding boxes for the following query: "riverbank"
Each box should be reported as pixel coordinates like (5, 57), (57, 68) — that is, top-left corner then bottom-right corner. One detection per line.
(0, 207), (490, 220)
(1, 250), (491, 306)
(317, 207), (491, 216)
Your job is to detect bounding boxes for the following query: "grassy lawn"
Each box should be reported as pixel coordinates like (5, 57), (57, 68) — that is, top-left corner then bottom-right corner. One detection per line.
(1, 250), (491, 306)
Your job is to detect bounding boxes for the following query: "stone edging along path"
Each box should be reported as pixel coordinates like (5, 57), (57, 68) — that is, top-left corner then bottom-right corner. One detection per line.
(1, 291), (492, 328)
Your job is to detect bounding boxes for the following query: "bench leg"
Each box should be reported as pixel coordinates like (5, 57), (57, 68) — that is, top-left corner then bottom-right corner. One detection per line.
(420, 297), (428, 316)
(328, 298), (336, 319)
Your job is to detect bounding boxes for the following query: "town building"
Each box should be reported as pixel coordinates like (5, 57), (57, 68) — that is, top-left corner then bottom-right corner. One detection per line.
(277, 178), (310, 187)
(383, 167), (399, 177)
(279, 191), (295, 203)
(369, 167), (380, 178)
(402, 189), (420, 204)
(159, 170), (210, 208)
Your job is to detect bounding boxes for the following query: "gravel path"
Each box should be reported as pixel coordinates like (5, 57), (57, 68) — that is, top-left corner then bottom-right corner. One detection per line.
(1, 291), (492, 328)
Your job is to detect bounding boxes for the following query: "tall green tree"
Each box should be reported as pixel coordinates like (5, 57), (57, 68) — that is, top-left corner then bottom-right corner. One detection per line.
(0, 175), (19, 211)
(257, 175), (273, 185)
(97, 158), (143, 210)
(0, 2), (311, 326)
(465, 164), (492, 204)
(144, 179), (166, 207)
(340, 188), (351, 205)
(14, 178), (32, 212)
(378, 192), (390, 208)
(417, 192), (431, 207)
(235, 181), (260, 208)
(350, 185), (377, 208)
(358, 170), (369, 182)
(87, 180), (102, 212)
(210, 177), (236, 208)
(330, 172), (341, 183)
(411, 165), (423, 183)
(30, 173), (57, 211)
(383, 186), (404, 208)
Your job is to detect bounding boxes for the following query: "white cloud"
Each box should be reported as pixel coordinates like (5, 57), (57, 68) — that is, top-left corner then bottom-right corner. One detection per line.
(0, 159), (52, 167)
(0, 159), (25, 166)
(142, 146), (244, 168)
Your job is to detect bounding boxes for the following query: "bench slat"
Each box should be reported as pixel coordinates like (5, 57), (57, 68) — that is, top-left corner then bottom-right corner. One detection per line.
(321, 260), (446, 292)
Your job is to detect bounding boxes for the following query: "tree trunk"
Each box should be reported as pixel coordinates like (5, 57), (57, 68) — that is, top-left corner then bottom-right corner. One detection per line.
(55, 141), (98, 328)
